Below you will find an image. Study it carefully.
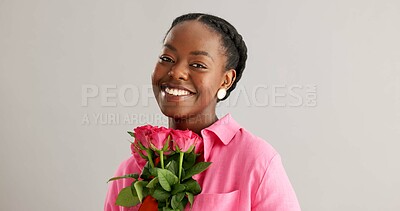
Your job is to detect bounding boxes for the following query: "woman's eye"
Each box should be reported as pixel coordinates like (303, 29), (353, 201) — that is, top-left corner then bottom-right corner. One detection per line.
(190, 63), (206, 69)
(159, 56), (174, 63)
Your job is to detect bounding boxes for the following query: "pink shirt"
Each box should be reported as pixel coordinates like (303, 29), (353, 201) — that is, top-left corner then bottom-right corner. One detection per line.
(105, 114), (301, 211)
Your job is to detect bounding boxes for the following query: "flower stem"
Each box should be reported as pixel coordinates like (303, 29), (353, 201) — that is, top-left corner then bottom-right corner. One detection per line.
(160, 151), (164, 169)
(178, 152), (184, 181)
(146, 149), (155, 168)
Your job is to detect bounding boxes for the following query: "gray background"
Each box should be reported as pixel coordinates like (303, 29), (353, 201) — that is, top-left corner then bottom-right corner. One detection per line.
(1, 0), (399, 210)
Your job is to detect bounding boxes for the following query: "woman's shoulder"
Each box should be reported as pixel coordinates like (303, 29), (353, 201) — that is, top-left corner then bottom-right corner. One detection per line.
(211, 114), (279, 161)
(234, 127), (278, 157)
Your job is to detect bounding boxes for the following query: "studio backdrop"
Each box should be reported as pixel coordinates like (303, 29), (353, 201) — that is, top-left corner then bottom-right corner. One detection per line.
(0, 0), (399, 210)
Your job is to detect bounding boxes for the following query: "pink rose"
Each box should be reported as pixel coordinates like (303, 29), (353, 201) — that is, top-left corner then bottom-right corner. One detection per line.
(171, 129), (201, 153)
(134, 125), (154, 148)
(149, 126), (171, 151)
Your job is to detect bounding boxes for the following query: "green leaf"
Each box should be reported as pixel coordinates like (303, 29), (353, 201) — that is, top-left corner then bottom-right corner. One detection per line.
(157, 168), (179, 192)
(130, 185), (138, 197)
(181, 168), (186, 181)
(183, 179), (201, 195)
(182, 162), (212, 180)
(171, 195), (179, 209)
(107, 173), (139, 183)
(180, 197), (189, 210)
(149, 167), (158, 177)
(166, 160), (179, 175)
(141, 187), (149, 200)
(115, 186), (140, 207)
(183, 152), (196, 170)
(146, 177), (159, 189)
(157, 201), (166, 208)
(141, 163), (152, 180)
(165, 152), (179, 165)
(176, 192), (185, 201)
(186, 192), (194, 207)
(171, 183), (186, 195)
(171, 192), (185, 210)
(127, 131), (135, 138)
(152, 188), (170, 202)
(134, 180), (148, 202)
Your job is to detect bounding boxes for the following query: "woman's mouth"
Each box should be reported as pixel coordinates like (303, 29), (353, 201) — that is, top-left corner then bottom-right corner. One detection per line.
(160, 84), (196, 101)
(165, 87), (191, 96)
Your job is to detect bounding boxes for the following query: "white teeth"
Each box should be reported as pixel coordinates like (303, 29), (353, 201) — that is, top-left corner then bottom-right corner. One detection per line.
(165, 87), (191, 96)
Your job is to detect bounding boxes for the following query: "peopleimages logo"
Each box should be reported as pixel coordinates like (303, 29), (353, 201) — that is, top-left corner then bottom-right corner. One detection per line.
(81, 84), (318, 108)
(81, 84), (155, 107)
(80, 83), (318, 126)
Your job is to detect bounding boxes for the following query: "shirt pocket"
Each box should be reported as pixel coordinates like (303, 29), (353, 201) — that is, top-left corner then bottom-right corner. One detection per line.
(189, 190), (240, 211)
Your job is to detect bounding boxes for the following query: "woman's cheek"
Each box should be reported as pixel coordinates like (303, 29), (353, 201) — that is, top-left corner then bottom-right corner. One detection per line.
(152, 66), (163, 84)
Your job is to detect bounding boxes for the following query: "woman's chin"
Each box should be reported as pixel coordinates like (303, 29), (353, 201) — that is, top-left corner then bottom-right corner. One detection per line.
(160, 107), (194, 120)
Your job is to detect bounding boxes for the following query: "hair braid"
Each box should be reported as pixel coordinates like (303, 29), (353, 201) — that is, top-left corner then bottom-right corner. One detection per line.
(165, 13), (248, 101)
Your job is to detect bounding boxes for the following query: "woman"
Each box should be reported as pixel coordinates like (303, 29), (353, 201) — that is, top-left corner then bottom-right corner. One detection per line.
(105, 13), (301, 211)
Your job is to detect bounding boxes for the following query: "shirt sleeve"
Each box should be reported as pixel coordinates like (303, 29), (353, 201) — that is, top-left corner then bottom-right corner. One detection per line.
(251, 154), (301, 211)
(104, 156), (143, 211)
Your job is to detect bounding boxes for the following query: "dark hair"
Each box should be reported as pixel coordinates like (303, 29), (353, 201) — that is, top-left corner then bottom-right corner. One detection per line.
(164, 13), (248, 101)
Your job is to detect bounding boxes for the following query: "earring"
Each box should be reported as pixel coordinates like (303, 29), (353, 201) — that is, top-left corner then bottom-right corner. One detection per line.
(217, 88), (227, 100)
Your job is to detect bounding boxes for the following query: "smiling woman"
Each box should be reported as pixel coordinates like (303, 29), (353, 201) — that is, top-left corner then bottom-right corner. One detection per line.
(153, 20), (235, 134)
(105, 13), (301, 211)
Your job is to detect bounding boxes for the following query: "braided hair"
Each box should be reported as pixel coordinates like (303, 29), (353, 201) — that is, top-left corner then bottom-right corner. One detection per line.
(164, 13), (248, 101)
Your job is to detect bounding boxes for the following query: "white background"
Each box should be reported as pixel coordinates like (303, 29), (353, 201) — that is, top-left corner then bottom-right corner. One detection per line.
(1, 0), (399, 210)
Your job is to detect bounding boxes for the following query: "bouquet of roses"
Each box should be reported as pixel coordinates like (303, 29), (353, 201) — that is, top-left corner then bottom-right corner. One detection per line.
(108, 125), (211, 211)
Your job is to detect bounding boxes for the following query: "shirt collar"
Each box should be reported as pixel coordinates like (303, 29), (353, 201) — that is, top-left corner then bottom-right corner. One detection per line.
(201, 113), (241, 145)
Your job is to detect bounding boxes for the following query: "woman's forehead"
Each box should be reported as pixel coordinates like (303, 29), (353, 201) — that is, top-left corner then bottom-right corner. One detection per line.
(164, 21), (224, 56)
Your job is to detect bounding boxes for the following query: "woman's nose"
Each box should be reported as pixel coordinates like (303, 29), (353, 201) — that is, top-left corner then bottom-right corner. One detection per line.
(168, 63), (188, 80)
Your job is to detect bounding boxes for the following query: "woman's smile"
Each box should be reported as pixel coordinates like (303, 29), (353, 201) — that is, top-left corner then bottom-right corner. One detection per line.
(160, 83), (197, 102)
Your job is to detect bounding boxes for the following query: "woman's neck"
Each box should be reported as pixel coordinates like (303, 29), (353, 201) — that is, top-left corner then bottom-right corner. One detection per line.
(168, 114), (218, 135)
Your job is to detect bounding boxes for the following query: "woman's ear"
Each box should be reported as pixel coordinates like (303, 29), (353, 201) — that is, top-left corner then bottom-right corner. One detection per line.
(221, 69), (236, 90)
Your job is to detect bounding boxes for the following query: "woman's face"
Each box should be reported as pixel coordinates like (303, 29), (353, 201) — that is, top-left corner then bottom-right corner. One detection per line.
(152, 20), (228, 119)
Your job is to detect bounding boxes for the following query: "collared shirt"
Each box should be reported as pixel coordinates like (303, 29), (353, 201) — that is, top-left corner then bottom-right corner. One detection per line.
(105, 114), (301, 211)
